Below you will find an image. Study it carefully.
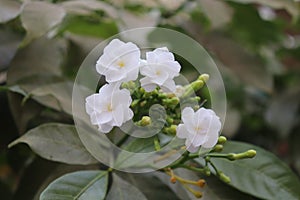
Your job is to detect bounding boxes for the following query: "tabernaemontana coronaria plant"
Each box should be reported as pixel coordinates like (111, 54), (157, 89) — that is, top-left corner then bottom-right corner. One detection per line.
(9, 37), (300, 200)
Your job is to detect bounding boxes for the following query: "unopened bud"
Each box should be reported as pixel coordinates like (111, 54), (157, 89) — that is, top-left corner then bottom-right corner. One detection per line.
(246, 150), (256, 158)
(218, 171), (231, 183)
(199, 74), (209, 82)
(140, 116), (151, 126)
(218, 136), (227, 144)
(164, 125), (177, 135)
(213, 144), (223, 152)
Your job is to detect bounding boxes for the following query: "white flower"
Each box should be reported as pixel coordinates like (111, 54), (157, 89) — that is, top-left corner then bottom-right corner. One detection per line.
(85, 83), (133, 133)
(96, 39), (141, 83)
(140, 47), (181, 92)
(176, 107), (221, 153)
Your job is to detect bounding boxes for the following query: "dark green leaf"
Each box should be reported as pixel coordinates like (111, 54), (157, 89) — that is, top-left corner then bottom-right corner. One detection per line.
(9, 123), (98, 165)
(203, 141), (300, 200)
(40, 170), (108, 200)
(106, 174), (147, 200)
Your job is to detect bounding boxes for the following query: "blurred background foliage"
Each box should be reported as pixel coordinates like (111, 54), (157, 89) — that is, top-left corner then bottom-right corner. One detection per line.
(0, 0), (300, 199)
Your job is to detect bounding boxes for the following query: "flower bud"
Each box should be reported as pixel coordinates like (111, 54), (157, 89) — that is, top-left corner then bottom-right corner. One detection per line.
(218, 136), (227, 144)
(140, 116), (151, 126)
(199, 74), (209, 82)
(218, 171), (231, 183)
(213, 144), (223, 152)
(164, 125), (177, 135)
(246, 150), (256, 158)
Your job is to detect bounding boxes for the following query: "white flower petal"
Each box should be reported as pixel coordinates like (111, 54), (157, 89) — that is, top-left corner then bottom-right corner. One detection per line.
(161, 78), (176, 93)
(176, 124), (188, 139)
(96, 39), (141, 83)
(185, 139), (199, 153)
(98, 123), (113, 133)
(113, 104), (124, 127)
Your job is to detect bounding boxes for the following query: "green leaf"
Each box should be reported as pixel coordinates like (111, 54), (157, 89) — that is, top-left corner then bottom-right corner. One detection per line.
(203, 141), (300, 200)
(28, 81), (73, 115)
(40, 170), (108, 200)
(227, 0), (299, 20)
(21, 1), (66, 43)
(7, 37), (67, 85)
(0, 0), (21, 23)
(9, 123), (98, 165)
(106, 174), (147, 200)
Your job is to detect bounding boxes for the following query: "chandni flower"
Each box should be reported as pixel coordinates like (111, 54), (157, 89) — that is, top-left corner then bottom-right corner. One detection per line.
(140, 47), (181, 92)
(85, 83), (133, 133)
(176, 107), (221, 153)
(96, 39), (141, 83)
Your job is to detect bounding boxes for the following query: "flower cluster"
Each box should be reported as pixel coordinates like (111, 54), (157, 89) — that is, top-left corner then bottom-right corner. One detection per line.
(85, 39), (221, 152)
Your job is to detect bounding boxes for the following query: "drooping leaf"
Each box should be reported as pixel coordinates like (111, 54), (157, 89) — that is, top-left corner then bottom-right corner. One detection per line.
(0, 0), (21, 23)
(9, 123), (98, 165)
(7, 37), (67, 85)
(21, 1), (66, 43)
(0, 29), (22, 70)
(201, 141), (300, 200)
(27, 81), (73, 116)
(106, 174), (147, 200)
(40, 170), (108, 200)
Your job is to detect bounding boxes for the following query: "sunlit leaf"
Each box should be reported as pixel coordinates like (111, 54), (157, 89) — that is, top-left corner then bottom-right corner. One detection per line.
(0, 0), (21, 23)
(40, 170), (108, 200)
(21, 1), (66, 43)
(60, 0), (118, 18)
(9, 123), (98, 165)
(200, 141), (300, 200)
(106, 174), (147, 200)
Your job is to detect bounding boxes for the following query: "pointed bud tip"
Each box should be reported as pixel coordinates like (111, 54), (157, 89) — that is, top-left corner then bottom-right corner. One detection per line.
(199, 74), (209, 82)
(246, 150), (256, 158)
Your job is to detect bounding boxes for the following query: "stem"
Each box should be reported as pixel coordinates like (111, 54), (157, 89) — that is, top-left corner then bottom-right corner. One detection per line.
(116, 134), (130, 147)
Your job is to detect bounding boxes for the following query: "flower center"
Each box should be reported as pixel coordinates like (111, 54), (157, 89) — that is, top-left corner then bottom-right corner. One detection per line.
(107, 104), (113, 112)
(156, 70), (161, 75)
(117, 60), (125, 68)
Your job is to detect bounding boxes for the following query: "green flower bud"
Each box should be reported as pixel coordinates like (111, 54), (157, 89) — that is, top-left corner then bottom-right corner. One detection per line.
(213, 144), (223, 152)
(218, 171), (231, 183)
(246, 150), (256, 158)
(218, 136), (227, 144)
(164, 125), (177, 135)
(199, 74), (209, 82)
(140, 116), (151, 126)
